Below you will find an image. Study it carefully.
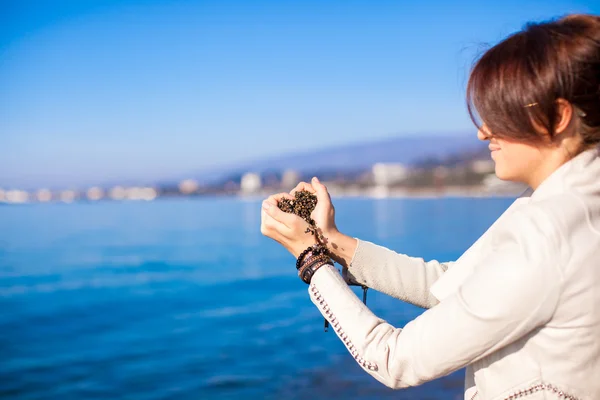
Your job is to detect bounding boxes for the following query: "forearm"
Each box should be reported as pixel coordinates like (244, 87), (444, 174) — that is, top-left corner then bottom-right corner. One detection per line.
(322, 230), (358, 268)
(336, 236), (450, 309)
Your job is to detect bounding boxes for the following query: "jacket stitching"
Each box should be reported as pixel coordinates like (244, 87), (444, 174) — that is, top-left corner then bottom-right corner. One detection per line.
(470, 381), (582, 399)
(310, 284), (378, 372)
(500, 381), (581, 399)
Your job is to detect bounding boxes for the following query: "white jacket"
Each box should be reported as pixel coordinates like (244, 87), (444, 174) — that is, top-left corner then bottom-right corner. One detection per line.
(308, 144), (600, 400)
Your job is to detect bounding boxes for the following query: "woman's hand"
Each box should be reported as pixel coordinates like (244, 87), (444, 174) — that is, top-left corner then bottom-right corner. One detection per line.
(290, 177), (357, 268)
(290, 177), (339, 242)
(260, 193), (318, 258)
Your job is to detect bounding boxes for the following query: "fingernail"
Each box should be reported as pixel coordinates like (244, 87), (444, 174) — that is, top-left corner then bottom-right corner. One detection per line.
(262, 202), (271, 210)
(313, 177), (320, 183)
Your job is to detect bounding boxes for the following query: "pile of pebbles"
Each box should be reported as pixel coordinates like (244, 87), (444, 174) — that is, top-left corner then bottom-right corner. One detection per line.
(277, 190), (318, 235)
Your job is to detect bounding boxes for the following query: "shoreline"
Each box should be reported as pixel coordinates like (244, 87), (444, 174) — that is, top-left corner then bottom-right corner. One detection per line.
(0, 185), (525, 205)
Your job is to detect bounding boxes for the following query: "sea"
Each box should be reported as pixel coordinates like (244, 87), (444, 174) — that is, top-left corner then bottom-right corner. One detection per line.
(0, 196), (514, 399)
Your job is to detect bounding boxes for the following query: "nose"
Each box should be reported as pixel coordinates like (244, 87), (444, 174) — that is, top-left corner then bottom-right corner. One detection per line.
(477, 125), (491, 141)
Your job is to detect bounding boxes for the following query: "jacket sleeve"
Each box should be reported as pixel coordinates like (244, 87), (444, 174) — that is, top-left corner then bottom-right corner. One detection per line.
(309, 213), (562, 389)
(343, 239), (452, 309)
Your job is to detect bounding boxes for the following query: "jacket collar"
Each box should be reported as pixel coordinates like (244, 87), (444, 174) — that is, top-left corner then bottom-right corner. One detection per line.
(429, 144), (600, 303)
(528, 144), (600, 202)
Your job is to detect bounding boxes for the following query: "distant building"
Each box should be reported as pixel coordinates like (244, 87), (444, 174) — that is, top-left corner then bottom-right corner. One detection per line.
(125, 187), (157, 201)
(370, 185), (390, 198)
(178, 179), (199, 195)
(109, 186), (126, 200)
(126, 187), (142, 200)
(5, 190), (28, 204)
(372, 163), (408, 187)
(0, 189), (4, 202)
(240, 173), (262, 194)
(60, 190), (77, 203)
(87, 187), (104, 201)
(36, 189), (53, 202)
(142, 187), (158, 201)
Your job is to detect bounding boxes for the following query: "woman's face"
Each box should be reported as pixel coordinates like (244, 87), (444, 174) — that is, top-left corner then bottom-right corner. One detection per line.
(477, 125), (546, 186)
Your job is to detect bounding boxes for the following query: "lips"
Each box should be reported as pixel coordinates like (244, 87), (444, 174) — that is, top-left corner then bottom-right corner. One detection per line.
(489, 145), (501, 152)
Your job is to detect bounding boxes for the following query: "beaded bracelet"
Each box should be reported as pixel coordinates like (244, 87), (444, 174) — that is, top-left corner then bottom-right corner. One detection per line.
(296, 243), (329, 270)
(296, 245), (315, 269)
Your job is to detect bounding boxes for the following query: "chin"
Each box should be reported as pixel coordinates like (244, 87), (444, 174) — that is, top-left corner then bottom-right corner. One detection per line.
(494, 164), (516, 181)
(494, 166), (526, 185)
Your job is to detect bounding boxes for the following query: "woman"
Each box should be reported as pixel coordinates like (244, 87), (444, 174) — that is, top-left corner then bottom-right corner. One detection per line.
(261, 14), (600, 400)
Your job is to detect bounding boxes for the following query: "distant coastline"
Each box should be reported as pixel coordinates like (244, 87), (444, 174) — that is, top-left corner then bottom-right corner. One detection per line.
(0, 179), (525, 205)
(1, 137), (526, 204)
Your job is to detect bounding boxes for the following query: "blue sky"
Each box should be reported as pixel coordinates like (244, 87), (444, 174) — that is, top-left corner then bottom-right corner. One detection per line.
(1, 0), (598, 188)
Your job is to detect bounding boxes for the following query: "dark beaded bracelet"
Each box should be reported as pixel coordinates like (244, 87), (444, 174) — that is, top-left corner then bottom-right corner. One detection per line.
(296, 243), (329, 270)
(296, 245), (315, 270)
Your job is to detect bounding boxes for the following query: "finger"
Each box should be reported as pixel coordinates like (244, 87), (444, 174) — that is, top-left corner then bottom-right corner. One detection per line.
(290, 181), (316, 196)
(261, 207), (290, 237)
(311, 176), (332, 203)
(262, 200), (299, 228)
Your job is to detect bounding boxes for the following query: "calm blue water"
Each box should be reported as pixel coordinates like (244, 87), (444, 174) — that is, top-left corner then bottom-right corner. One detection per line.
(0, 197), (513, 399)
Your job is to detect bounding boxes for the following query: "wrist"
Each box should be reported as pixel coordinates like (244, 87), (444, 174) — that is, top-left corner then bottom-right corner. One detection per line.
(292, 238), (319, 259)
(322, 230), (357, 268)
(320, 227), (340, 244)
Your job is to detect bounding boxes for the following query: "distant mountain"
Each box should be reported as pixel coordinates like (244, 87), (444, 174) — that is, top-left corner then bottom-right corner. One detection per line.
(3, 133), (488, 190)
(188, 133), (487, 184)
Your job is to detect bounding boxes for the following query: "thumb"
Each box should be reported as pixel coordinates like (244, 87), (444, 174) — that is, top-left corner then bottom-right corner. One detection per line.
(311, 176), (331, 204)
(262, 200), (296, 227)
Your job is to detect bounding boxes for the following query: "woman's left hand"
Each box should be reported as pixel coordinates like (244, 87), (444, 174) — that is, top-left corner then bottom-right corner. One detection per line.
(260, 193), (318, 258)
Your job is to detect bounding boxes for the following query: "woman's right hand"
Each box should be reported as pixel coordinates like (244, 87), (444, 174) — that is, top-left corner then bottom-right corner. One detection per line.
(291, 177), (358, 268)
(291, 177), (338, 244)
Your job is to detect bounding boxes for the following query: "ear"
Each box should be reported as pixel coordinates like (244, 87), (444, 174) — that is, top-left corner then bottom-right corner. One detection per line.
(554, 98), (574, 135)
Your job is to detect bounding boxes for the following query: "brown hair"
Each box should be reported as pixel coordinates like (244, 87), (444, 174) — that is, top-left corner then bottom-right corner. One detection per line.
(467, 14), (600, 147)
